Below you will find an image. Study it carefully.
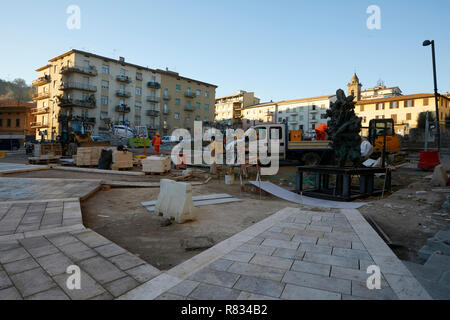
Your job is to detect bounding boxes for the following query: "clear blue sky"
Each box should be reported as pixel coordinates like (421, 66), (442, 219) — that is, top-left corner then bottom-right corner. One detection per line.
(1, 0), (449, 101)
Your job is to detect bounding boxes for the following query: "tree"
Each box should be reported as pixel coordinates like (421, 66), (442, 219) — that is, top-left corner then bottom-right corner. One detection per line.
(417, 112), (435, 130)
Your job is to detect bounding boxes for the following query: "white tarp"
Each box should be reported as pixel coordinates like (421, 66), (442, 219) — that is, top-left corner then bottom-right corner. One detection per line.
(250, 181), (367, 209)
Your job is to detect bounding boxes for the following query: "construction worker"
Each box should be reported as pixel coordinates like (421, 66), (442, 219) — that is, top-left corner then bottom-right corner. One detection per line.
(152, 133), (162, 155)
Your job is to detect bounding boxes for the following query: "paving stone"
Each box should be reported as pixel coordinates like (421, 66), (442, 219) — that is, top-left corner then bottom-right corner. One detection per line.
(16, 224), (39, 233)
(223, 251), (255, 263)
(53, 270), (106, 300)
(58, 241), (98, 262)
(79, 256), (126, 285)
(126, 264), (161, 283)
(0, 247), (30, 264)
(3, 257), (39, 275)
(250, 254), (293, 270)
(189, 283), (240, 300)
(359, 259), (376, 271)
(104, 276), (140, 297)
(303, 252), (359, 269)
(0, 240), (20, 252)
(245, 237), (264, 246)
(317, 238), (352, 249)
(281, 283), (341, 300)
(208, 259), (234, 272)
(331, 266), (387, 285)
(228, 262), (285, 282)
(0, 271), (12, 289)
(267, 226), (284, 233)
(332, 247), (371, 260)
(234, 275), (284, 298)
(26, 287), (70, 300)
(235, 244), (276, 256)
(260, 231), (293, 241)
(89, 292), (114, 300)
(271, 248), (305, 260)
(168, 280), (200, 297)
(323, 231), (360, 242)
(45, 233), (79, 247)
(109, 252), (146, 271)
(36, 252), (74, 276)
(351, 241), (366, 250)
(74, 230), (111, 248)
(351, 280), (398, 300)
(439, 270), (450, 288)
(291, 260), (331, 277)
(411, 277), (450, 300)
(402, 261), (442, 283)
(189, 268), (240, 288)
(306, 225), (333, 233)
(10, 268), (55, 297)
(261, 238), (300, 250)
(299, 243), (333, 255)
(156, 293), (186, 300)
(237, 291), (279, 300)
(0, 286), (22, 300)
(94, 243), (127, 258)
(282, 270), (351, 295)
(292, 235), (318, 244)
(425, 253), (450, 271)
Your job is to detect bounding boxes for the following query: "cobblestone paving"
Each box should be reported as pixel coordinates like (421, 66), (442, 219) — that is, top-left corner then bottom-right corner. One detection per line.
(150, 208), (430, 300)
(0, 229), (161, 300)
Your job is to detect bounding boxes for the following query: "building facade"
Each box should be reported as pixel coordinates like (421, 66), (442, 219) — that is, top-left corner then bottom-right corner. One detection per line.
(0, 100), (36, 144)
(215, 90), (260, 125)
(32, 50), (216, 140)
(157, 69), (217, 135)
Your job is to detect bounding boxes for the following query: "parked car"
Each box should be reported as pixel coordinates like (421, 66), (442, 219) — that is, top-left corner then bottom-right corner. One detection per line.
(113, 125), (134, 138)
(91, 136), (106, 142)
(161, 136), (179, 144)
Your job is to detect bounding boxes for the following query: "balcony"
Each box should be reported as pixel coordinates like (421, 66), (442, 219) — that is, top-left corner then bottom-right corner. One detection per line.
(31, 107), (50, 115)
(32, 75), (51, 87)
(115, 105), (131, 113)
(30, 122), (48, 129)
(147, 96), (160, 103)
(116, 90), (131, 98)
(60, 82), (97, 92)
(116, 75), (132, 83)
(162, 94), (171, 101)
(162, 110), (170, 115)
(184, 91), (196, 98)
(147, 81), (161, 89)
(32, 91), (50, 101)
(61, 65), (97, 76)
(58, 96), (96, 109)
(184, 105), (194, 112)
(146, 110), (160, 117)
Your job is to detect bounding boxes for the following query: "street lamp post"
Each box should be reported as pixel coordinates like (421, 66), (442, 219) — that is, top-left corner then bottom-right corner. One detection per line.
(423, 40), (441, 152)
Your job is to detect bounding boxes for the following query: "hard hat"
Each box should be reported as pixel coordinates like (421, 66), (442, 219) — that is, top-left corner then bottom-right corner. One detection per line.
(156, 132), (160, 136)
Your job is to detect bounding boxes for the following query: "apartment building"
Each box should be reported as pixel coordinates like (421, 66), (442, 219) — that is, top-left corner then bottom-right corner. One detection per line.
(241, 101), (277, 129)
(32, 50), (216, 139)
(0, 100), (36, 144)
(215, 90), (260, 125)
(349, 74), (450, 135)
(157, 69), (217, 135)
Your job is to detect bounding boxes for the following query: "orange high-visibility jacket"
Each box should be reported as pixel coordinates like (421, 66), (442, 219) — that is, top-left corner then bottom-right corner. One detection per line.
(152, 136), (161, 146)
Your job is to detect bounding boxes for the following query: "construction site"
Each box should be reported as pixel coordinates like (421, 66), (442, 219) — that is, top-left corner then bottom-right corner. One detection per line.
(0, 88), (449, 301)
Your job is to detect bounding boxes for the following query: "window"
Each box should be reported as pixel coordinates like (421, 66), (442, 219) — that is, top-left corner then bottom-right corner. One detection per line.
(175, 98), (181, 105)
(392, 114), (397, 123)
(120, 69), (126, 77)
(164, 88), (168, 98)
(100, 112), (109, 120)
(205, 104), (209, 110)
(136, 72), (143, 81)
(390, 101), (398, 109)
(195, 116), (201, 121)
(7, 119), (11, 127)
(0, 119), (2, 127)
(376, 103), (384, 110)
(102, 65), (110, 74)
(135, 103), (142, 110)
(82, 93), (89, 101)
(196, 102), (201, 109)
(186, 101), (191, 109)
(163, 103), (168, 113)
(101, 96), (108, 105)
(196, 89), (201, 96)
(405, 100), (414, 107)
(149, 103), (156, 111)
(406, 113), (411, 120)
(16, 119), (20, 127)
(423, 98), (429, 106)
(205, 91), (210, 97)
(174, 112), (180, 119)
(101, 81), (109, 89)
(176, 84), (181, 91)
(360, 105), (364, 112)
(136, 87), (142, 95)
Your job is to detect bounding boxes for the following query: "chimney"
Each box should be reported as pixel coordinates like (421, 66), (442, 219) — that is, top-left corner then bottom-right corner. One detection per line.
(119, 56), (125, 63)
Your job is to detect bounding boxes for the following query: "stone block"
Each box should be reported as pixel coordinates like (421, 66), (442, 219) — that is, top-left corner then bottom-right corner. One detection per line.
(36, 252), (74, 276)
(189, 283), (240, 300)
(189, 268), (240, 288)
(208, 259), (234, 272)
(228, 262), (285, 282)
(0, 286), (22, 300)
(142, 156), (171, 173)
(3, 257), (39, 275)
(250, 254), (293, 270)
(94, 243), (127, 258)
(233, 275), (284, 298)
(154, 179), (196, 224)
(282, 270), (351, 295)
(10, 268), (55, 297)
(0, 271), (12, 290)
(53, 270), (105, 300)
(79, 256), (126, 284)
(271, 248), (305, 260)
(26, 287), (69, 300)
(104, 276), (140, 297)
(168, 280), (200, 297)
(0, 247), (30, 264)
(303, 252), (358, 269)
(109, 252), (146, 271)
(431, 164), (448, 187)
(291, 260), (331, 277)
(281, 284), (341, 300)
(126, 264), (161, 283)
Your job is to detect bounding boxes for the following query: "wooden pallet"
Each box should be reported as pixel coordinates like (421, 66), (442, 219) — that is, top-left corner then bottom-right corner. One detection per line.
(111, 165), (134, 171)
(28, 156), (61, 164)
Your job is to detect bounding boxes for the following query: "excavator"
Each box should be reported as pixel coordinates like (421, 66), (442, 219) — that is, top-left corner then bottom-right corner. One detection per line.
(367, 118), (400, 155)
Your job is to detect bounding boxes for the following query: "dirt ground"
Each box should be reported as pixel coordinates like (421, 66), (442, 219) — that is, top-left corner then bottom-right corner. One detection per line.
(2, 151), (450, 268)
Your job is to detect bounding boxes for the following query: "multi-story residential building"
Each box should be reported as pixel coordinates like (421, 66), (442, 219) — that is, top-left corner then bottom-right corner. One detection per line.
(215, 90), (260, 125)
(0, 100), (36, 144)
(349, 74), (450, 135)
(241, 101), (277, 129)
(157, 69), (217, 135)
(32, 50), (216, 140)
